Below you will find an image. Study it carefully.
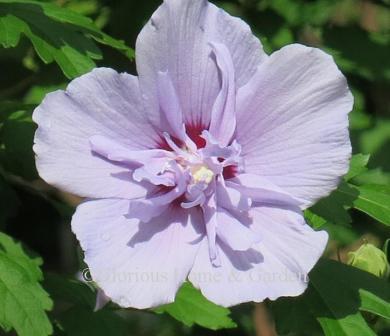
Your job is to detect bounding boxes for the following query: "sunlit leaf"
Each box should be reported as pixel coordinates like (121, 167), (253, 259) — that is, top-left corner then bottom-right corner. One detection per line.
(338, 184), (390, 226)
(0, 0), (134, 78)
(359, 289), (390, 319)
(156, 282), (237, 330)
(308, 171), (390, 227)
(345, 154), (370, 181)
(0, 232), (52, 336)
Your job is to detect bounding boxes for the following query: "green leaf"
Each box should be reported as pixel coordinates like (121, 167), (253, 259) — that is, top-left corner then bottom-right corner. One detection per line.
(304, 208), (359, 245)
(315, 312), (376, 336)
(308, 182), (355, 227)
(308, 259), (390, 335)
(0, 13), (20, 47)
(384, 239), (390, 261)
(320, 222), (358, 245)
(345, 154), (370, 181)
(359, 289), (390, 319)
(271, 259), (390, 336)
(353, 168), (390, 187)
(308, 180), (390, 229)
(308, 154), (389, 228)
(304, 208), (327, 228)
(337, 183), (390, 226)
(0, 0), (134, 78)
(156, 282), (237, 330)
(0, 232), (52, 336)
(309, 153), (372, 226)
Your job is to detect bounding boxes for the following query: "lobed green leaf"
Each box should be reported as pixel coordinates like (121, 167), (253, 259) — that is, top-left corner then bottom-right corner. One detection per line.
(0, 0), (134, 78)
(0, 232), (53, 336)
(156, 282), (237, 330)
(337, 183), (390, 226)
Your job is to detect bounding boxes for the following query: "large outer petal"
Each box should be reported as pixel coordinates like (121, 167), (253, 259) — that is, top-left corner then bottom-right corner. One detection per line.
(72, 199), (203, 309)
(33, 68), (160, 198)
(135, 0), (266, 127)
(188, 205), (328, 307)
(236, 44), (353, 207)
(250, 205), (328, 276)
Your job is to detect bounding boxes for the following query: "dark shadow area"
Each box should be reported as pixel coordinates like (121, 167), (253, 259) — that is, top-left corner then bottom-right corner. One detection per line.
(323, 25), (390, 81)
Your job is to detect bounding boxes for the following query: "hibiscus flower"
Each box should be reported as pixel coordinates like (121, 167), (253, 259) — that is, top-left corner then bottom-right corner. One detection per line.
(33, 0), (352, 308)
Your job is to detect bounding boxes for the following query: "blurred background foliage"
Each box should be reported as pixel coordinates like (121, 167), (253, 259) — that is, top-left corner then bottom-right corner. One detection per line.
(0, 0), (389, 335)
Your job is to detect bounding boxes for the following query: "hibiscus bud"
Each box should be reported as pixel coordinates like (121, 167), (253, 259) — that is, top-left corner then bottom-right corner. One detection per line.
(347, 243), (389, 278)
